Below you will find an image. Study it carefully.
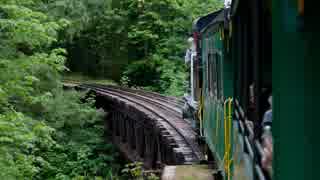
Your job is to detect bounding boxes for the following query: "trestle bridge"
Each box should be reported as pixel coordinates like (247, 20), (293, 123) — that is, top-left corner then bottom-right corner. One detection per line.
(65, 83), (205, 169)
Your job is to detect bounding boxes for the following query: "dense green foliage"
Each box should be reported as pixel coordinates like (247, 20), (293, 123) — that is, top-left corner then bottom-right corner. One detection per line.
(121, 55), (187, 96)
(120, 0), (223, 96)
(0, 0), (118, 179)
(0, 0), (223, 178)
(63, 0), (223, 96)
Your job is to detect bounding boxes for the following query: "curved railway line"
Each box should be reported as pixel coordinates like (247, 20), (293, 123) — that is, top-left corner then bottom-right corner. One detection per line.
(64, 82), (204, 165)
(82, 83), (183, 115)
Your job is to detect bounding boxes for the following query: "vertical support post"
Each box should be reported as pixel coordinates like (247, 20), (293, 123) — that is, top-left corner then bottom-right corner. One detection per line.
(131, 119), (136, 150)
(138, 125), (145, 158)
(144, 132), (150, 159)
(108, 112), (113, 131)
(135, 122), (142, 156)
(125, 117), (131, 144)
(109, 112), (114, 136)
(118, 113), (122, 138)
(144, 131), (155, 168)
(115, 112), (120, 136)
(150, 134), (157, 168)
(121, 115), (127, 143)
(155, 136), (162, 168)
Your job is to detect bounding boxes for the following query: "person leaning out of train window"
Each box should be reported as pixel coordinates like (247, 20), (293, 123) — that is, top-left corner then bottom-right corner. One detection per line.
(261, 95), (273, 176)
(185, 36), (194, 89)
(184, 36), (194, 64)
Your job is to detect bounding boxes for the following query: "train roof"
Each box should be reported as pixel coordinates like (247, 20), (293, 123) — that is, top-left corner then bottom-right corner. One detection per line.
(192, 9), (224, 33)
(200, 9), (225, 34)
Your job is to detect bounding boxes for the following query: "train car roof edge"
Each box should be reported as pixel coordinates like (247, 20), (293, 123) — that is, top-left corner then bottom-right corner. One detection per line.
(192, 9), (223, 33)
(200, 9), (225, 34)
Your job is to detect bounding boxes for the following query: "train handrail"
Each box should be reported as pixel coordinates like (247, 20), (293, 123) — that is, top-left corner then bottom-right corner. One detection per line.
(223, 98), (233, 180)
(234, 100), (271, 180)
(198, 89), (204, 136)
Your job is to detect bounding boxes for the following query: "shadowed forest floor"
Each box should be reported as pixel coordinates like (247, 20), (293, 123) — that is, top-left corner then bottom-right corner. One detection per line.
(63, 73), (118, 85)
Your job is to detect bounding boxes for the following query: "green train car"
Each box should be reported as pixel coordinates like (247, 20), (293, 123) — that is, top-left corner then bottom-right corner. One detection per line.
(184, 0), (308, 179)
(273, 1), (307, 180)
(183, 0), (280, 179)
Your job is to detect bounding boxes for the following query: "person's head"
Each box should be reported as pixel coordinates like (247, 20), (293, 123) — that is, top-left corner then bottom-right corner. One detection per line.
(187, 37), (194, 47)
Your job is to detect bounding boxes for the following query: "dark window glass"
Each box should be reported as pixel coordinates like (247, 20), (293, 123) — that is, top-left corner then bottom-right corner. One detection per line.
(207, 53), (211, 94)
(212, 52), (217, 97)
(215, 53), (222, 99)
(207, 51), (216, 97)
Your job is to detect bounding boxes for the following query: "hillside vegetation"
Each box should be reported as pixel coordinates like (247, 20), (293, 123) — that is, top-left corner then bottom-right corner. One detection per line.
(0, 0), (222, 179)
(64, 0), (223, 96)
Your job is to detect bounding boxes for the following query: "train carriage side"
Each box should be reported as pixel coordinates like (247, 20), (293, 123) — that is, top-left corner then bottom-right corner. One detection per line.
(192, 12), (222, 103)
(199, 1), (272, 178)
(200, 9), (234, 179)
(190, 11), (227, 136)
(199, 9), (252, 180)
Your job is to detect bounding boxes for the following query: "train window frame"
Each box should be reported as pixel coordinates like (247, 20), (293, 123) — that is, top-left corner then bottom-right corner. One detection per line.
(215, 52), (220, 100)
(207, 53), (212, 96)
(214, 51), (223, 101)
(205, 38), (211, 96)
(214, 52), (220, 100)
(210, 36), (217, 98)
(209, 52), (217, 98)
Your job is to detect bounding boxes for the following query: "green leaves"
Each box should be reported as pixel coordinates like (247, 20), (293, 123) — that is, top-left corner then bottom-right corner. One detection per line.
(119, 0), (223, 96)
(0, 1), (119, 179)
(0, 1), (223, 178)
(0, 111), (44, 179)
(121, 55), (187, 96)
(0, 5), (64, 54)
(121, 162), (144, 179)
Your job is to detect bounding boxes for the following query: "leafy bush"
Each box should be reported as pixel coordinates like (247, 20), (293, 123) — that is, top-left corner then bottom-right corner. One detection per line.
(35, 90), (119, 179)
(0, 1), (120, 179)
(119, 0), (222, 96)
(121, 55), (187, 97)
(121, 162), (160, 180)
(121, 162), (144, 179)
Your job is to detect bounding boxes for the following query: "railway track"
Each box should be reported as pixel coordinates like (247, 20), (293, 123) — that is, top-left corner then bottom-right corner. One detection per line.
(82, 83), (183, 119)
(63, 80), (184, 106)
(83, 83), (184, 111)
(79, 83), (203, 164)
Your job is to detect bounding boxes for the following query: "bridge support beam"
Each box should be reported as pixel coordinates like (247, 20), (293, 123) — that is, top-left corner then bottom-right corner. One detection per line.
(120, 115), (127, 143)
(129, 118), (136, 150)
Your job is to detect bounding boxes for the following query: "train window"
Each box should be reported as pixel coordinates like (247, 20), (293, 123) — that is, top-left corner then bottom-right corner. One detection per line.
(216, 53), (222, 99)
(205, 37), (220, 98)
(213, 53), (217, 97)
(205, 38), (210, 95)
(207, 51), (216, 98)
(207, 53), (212, 95)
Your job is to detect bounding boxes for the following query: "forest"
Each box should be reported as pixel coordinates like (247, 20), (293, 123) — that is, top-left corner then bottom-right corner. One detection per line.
(0, 0), (222, 179)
